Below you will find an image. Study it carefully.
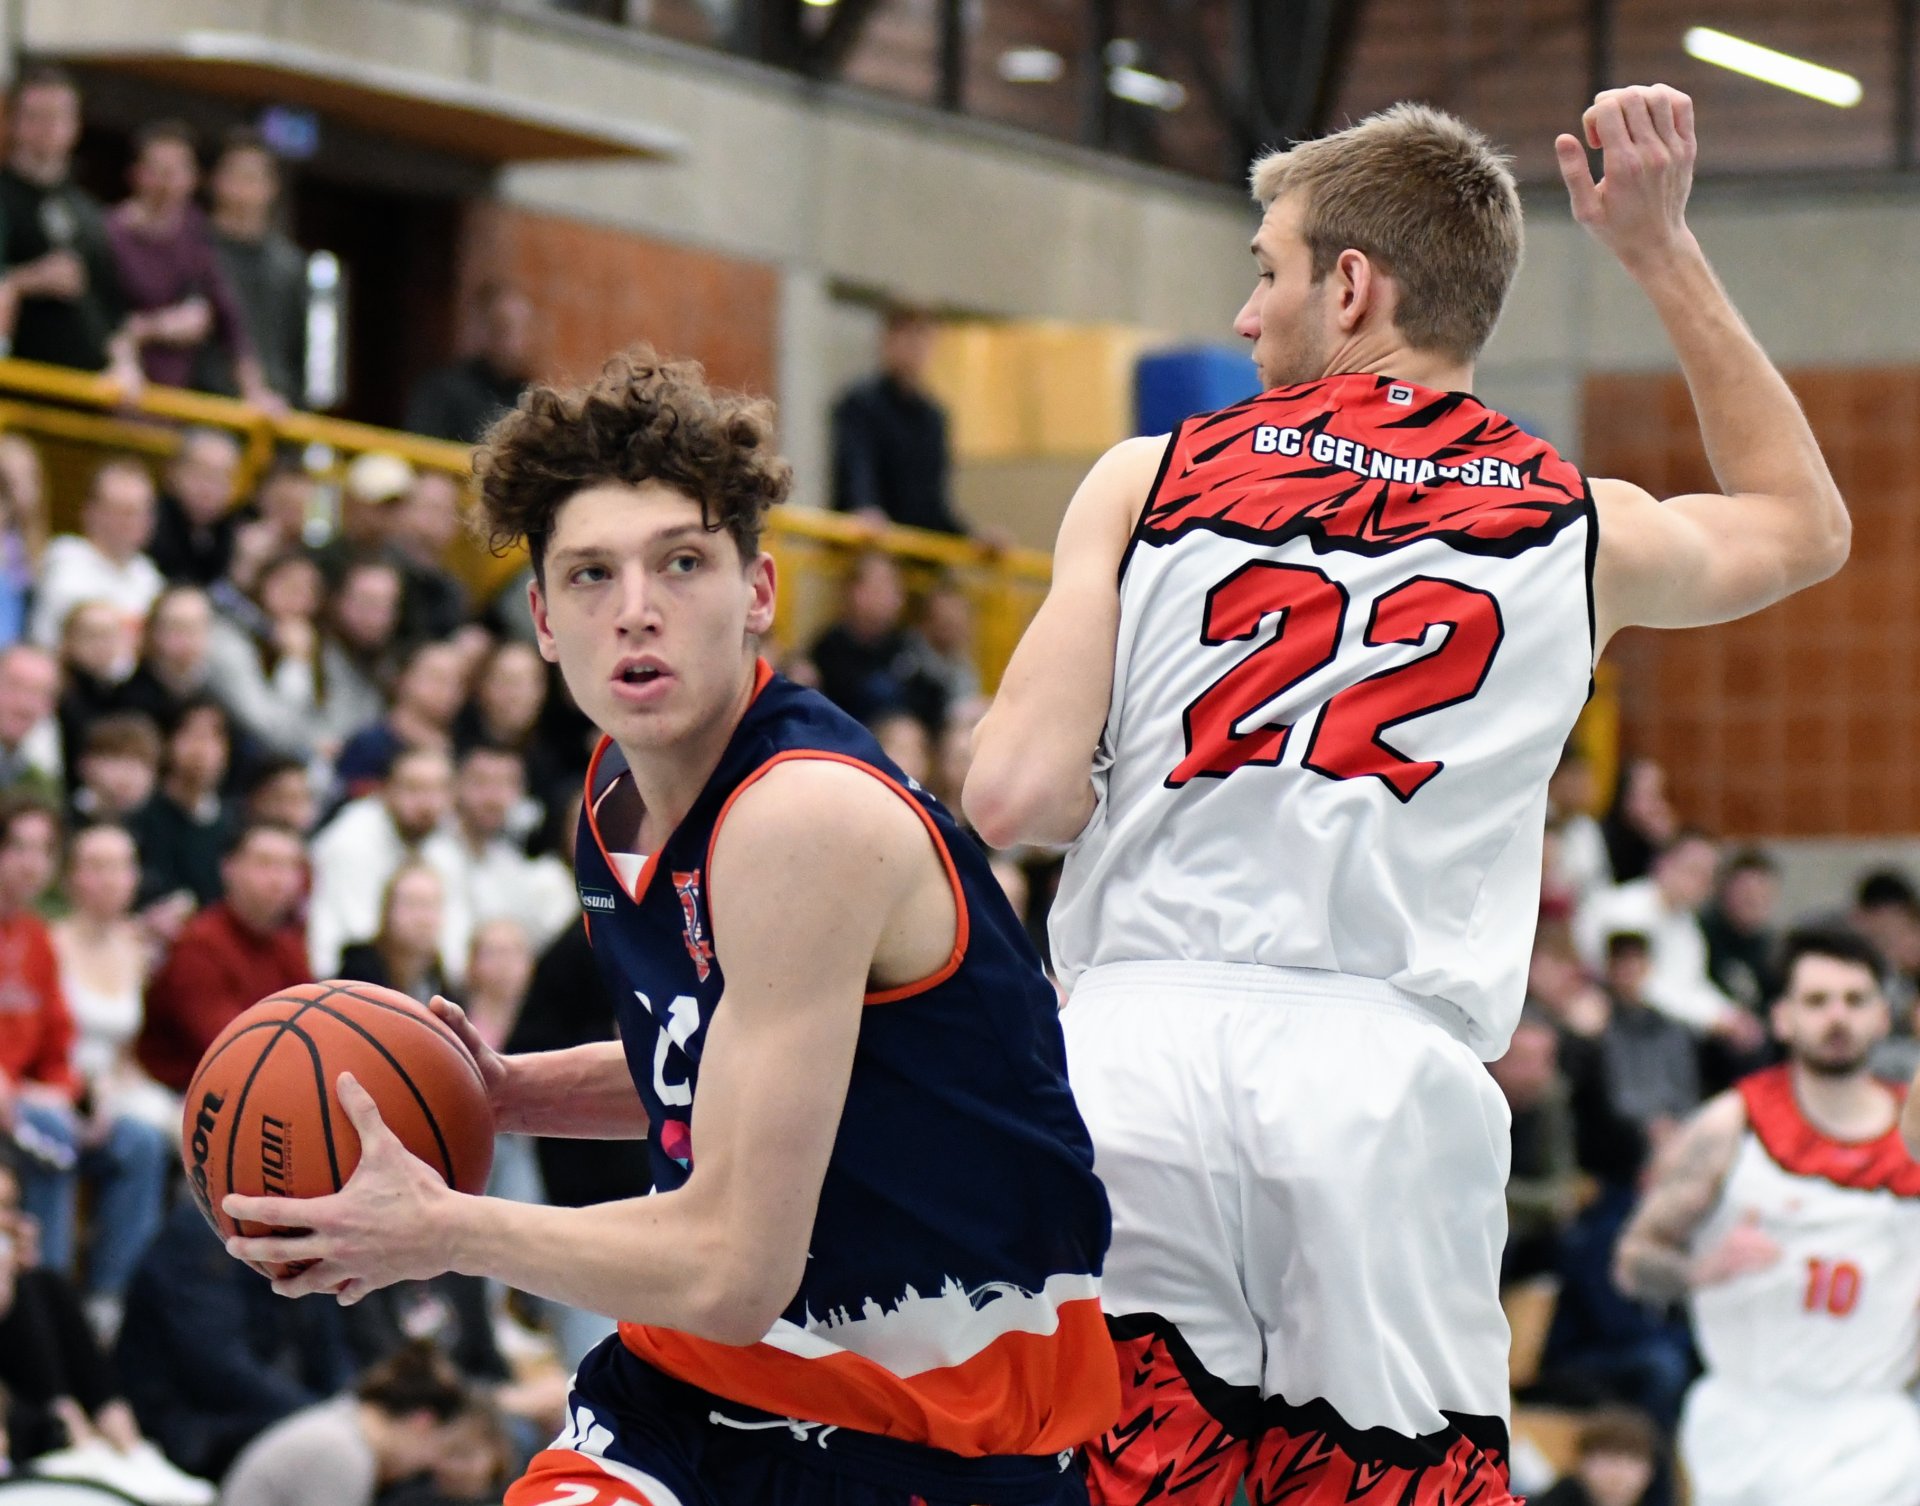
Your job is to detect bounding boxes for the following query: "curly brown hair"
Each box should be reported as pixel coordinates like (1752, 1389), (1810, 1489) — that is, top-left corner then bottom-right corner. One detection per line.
(475, 346), (791, 579)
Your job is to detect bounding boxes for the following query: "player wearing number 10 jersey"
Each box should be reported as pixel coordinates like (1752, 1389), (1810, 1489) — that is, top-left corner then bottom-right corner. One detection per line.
(1616, 930), (1920, 1506)
(968, 88), (1850, 1506)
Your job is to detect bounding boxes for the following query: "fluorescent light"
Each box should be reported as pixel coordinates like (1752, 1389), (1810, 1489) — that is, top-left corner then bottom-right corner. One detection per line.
(1682, 26), (1862, 108)
(1108, 66), (1187, 111)
(801, 0), (836, 8)
(998, 47), (1065, 84)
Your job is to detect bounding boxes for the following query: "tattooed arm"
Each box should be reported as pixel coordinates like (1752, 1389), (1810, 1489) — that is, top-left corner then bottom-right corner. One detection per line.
(1613, 1090), (1775, 1303)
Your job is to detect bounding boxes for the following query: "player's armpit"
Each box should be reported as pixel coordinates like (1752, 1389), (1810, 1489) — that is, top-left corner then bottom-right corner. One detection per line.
(1591, 476), (1848, 645)
(965, 434), (1166, 849)
(1613, 1090), (1748, 1303)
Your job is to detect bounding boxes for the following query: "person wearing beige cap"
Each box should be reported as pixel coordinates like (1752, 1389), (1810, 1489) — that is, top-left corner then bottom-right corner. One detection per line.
(314, 450), (412, 585)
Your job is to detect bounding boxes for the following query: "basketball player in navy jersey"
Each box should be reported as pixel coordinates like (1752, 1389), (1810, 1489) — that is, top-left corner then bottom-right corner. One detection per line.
(224, 350), (1117, 1506)
(967, 86), (1848, 1505)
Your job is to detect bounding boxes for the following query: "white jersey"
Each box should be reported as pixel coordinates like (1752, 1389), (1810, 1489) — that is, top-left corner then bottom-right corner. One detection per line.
(1689, 1067), (1920, 1395)
(1051, 374), (1595, 1056)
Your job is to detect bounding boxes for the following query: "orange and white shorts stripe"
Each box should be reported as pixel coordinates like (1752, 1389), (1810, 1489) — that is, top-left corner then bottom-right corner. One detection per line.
(507, 1449), (687, 1506)
(505, 1401), (687, 1506)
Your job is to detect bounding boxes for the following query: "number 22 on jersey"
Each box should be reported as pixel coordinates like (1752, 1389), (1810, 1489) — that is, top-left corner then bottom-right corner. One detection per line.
(1167, 560), (1505, 800)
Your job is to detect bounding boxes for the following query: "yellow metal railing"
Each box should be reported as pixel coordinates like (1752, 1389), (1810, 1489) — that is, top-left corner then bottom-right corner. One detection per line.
(0, 358), (1051, 691)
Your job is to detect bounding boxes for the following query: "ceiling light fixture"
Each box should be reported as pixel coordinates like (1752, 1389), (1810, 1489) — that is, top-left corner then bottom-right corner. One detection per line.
(1682, 26), (1862, 107)
(1108, 65), (1187, 111)
(998, 47), (1065, 83)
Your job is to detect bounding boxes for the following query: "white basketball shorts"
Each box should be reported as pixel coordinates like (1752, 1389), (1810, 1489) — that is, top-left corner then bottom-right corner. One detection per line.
(1062, 960), (1518, 1506)
(1681, 1378), (1920, 1506)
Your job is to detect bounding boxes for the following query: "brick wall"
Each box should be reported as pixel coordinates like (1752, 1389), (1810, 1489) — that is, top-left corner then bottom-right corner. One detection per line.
(1586, 368), (1920, 836)
(456, 203), (780, 398)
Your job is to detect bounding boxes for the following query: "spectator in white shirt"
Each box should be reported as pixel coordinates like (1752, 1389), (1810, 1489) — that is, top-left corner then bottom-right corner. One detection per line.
(30, 458), (164, 649)
(1576, 830), (1763, 1049)
(423, 744), (576, 986)
(306, 744), (452, 977)
(206, 549), (331, 762)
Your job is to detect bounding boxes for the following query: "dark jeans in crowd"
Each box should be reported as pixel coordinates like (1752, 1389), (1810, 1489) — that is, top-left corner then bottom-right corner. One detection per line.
(117, 1199), (355, 1480)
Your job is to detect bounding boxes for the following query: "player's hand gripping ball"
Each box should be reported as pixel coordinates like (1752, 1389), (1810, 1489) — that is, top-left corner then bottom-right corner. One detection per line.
(180, 981), (495, 1280)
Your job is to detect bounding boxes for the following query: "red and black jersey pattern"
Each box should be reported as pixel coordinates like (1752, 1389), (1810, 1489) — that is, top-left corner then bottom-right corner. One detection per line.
(1085, 1321), (1258, 1506)
(1132, 373), (1589, 565)
(1740, 1065), (1920, 1197)
(1088, 1315), (1518, 1506)
(1243, 1401), (1518, 1506)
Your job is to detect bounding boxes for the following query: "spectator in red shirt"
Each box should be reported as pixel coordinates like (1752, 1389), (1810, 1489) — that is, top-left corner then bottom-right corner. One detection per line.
(105, 120), (277, 408)
(136, 821), (308, 1095)
(0, 793), (167, 1336)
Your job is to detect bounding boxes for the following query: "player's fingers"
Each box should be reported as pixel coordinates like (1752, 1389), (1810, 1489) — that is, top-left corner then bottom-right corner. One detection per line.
(1662, 85), (1696, 147)
(271, 1261), (346, 1300)
(223, 1192), (317, 1224)
(1590, 96), (1634, 161)
(335, 1073), (393, 1142)
(1582, 103), (1601, 150)
(1646, 85), (1678, 145)
(227, 1231), (325, 1264)
(428, 993), (468, 1028)
(1554, 135), (1600, 220)
(428, 996), (488, 1055)
(1617, 89), (1661, 154)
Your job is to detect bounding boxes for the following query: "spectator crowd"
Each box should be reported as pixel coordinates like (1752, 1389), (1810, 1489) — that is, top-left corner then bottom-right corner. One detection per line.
(1480, 745), (1920, 1504)
(0, 64), (536, 445)
(0, 68), (608, 1482)
(0, 399), (615, 1501)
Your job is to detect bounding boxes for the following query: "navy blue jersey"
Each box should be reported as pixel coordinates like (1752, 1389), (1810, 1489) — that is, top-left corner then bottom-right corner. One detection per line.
(573, 661), (1116, 1457)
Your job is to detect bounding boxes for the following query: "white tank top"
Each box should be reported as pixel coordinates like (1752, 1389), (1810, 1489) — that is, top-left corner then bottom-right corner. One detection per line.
(1050, 375), (1595, 1056)
(1690, 1068), (1920, 1394)
(62, 970), (143, 1084)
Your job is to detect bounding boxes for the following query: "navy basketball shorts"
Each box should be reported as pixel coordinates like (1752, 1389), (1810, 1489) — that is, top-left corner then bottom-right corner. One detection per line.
(506, 1336), (1090, 1506)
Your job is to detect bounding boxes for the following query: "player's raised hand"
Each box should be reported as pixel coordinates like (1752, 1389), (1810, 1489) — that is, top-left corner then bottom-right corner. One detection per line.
(1689, 1209), (1782, 1289)
(1555, 84), (1697, 273)
(224, 1072), (456, 1304)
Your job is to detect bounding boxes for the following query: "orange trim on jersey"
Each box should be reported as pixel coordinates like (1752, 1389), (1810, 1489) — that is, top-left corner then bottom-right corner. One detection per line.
(581, 658), (778, 907)
(506, 1448), (670, 1506)
(1740, 1065), (1920, 1196)
(703, 749), (970, 1005)
(619, 1295), (1118, 1457)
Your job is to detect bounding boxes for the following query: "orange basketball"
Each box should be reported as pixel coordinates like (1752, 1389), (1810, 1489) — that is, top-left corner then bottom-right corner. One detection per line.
(181, 980), (495, 1277)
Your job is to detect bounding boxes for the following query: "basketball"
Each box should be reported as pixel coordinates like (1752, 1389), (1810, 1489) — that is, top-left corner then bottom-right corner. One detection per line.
(180, 980), (496, 1277)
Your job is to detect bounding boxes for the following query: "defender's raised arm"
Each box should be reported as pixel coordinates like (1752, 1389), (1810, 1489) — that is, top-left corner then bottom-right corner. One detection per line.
(1568, 85), (1850, 645)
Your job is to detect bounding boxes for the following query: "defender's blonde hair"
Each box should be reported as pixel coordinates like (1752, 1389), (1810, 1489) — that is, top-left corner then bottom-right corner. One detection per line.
(1251, 103), (1522, 362)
